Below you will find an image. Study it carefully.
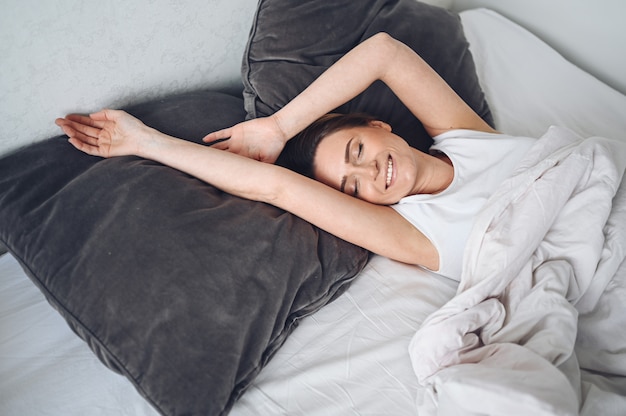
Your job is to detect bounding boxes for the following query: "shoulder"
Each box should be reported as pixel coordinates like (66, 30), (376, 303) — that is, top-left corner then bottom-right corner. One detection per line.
(272, 168), (439, 269)
(432, 128), (504, 142)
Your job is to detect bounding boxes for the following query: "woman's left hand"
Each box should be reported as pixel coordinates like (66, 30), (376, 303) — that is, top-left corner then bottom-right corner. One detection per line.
(55, 109), (150, 158)
(202, 116), (288, 164)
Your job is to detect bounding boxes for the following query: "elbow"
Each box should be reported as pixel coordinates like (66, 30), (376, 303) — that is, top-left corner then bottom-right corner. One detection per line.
(374, 32), (404, 45)
(366, 32), (402, 76)
(367, 32), (399, 54)
(369, 32), (394, 44)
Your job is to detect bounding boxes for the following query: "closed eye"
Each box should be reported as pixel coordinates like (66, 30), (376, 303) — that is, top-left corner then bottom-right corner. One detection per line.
(352, 141), (363, 197)
(341, 139), (363, 196)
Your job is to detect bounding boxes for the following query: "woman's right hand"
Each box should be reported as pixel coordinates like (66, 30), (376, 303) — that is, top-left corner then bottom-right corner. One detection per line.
(56, 109), (150, 158)
(202, 116), (288, 164)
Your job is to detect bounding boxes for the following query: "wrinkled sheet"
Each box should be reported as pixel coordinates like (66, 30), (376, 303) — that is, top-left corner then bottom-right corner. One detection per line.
(410, 126), (626, 416)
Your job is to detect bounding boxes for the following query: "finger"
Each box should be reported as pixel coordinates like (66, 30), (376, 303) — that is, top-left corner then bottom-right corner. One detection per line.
(56, 116), (101, 135)
(64, 113), (107, 129)
(202, 127), (232, 143)
(57, 123), (100, 146)
(207, 137), (230, 149)
(89, 108), (120, 122)
(56, 117), (103, 140)
(67, 137), (103, 157)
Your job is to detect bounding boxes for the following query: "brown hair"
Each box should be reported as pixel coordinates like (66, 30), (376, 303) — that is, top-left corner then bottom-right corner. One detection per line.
(276, 113), (377, 179)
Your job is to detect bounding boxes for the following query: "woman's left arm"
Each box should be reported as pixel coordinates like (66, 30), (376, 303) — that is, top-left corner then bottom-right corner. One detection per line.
(206, 32), (497, 163)
(275, 32), (497, 138)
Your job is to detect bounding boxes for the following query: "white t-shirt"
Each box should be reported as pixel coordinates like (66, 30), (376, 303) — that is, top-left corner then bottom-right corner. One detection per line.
(392, 130), (536, 280)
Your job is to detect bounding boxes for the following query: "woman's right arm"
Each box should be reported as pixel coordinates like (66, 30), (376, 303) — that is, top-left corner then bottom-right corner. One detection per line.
(56, 109), (439, 269)
(206, 32), (496, 162)
(56, 110), (281, 203)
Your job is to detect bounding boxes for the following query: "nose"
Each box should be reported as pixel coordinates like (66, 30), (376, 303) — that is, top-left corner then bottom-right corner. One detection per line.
(354, 159), (378, 180)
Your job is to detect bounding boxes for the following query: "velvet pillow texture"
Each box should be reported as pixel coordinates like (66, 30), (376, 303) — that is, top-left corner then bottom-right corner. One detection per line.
(242, 0), (494, 156)
(0, 91), (369, 416)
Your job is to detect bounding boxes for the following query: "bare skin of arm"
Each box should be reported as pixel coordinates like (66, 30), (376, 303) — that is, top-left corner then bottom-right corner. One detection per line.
(204, 32), (496, 162)
(56, 111), (437, 268)
(56, 33), (494, 271)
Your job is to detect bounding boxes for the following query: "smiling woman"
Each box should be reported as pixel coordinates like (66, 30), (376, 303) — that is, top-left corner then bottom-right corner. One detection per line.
(310, 118), (454, 204)
(58, 32), (511, 280)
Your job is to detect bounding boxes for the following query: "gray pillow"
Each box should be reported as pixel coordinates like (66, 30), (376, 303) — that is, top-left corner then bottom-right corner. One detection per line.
(242, 0), (494, 154)
(0, 91), (369, 415)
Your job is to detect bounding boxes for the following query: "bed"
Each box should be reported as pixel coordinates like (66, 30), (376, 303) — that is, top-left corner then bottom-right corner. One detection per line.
(1, 1), (625, 415)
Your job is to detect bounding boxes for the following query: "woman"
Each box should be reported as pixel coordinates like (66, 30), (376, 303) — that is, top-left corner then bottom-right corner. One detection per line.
(56, 33), (534, 280)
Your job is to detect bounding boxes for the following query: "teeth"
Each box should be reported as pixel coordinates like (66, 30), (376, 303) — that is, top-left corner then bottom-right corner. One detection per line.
(386, 157), (393, 187)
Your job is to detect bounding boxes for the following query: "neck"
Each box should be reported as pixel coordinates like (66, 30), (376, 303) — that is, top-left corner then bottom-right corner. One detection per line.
(432, 153), (454, 193)
(411, 149), (454, 195)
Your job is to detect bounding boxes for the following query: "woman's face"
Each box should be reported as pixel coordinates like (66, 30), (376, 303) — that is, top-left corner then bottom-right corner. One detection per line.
(313, 121), (422, 205)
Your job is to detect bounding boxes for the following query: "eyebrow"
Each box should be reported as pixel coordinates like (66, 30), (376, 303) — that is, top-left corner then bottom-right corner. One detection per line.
(340, 138), (354, 193)
(345, 137), (353, 163)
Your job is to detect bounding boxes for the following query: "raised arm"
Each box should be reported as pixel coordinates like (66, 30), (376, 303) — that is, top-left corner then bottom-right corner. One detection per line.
(206, 33), (496, 161)
(275, 32), (495, 138)
(56, 110), (439, 270)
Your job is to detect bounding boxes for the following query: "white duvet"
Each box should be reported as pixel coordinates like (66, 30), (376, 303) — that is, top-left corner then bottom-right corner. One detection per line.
(410, 126), (626, 415)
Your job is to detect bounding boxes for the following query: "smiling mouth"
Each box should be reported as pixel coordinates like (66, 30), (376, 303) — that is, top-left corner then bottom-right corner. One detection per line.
(386, 155), (393, 188)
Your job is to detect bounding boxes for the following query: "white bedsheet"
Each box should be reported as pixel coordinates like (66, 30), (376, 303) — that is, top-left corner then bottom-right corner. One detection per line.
(410, 126), (626, 415)
(231, 256), (457, 415)
(0, 254), (158, 416)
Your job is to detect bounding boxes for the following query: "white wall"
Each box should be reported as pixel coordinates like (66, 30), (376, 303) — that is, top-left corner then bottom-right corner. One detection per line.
(0, 0), (257, 155)
(2, 0), (625, 156)
(452, 0), (626, 96)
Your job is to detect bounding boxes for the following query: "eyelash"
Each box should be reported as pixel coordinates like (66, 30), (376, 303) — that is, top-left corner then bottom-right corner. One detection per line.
(354, 142), (363, 196)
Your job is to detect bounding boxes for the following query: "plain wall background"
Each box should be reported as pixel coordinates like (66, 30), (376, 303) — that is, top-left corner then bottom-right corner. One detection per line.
(0, 0), (256, 155)
(1, 0), (624, 156)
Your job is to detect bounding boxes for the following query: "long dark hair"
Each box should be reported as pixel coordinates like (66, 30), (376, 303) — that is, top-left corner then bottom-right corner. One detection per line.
(276, 113), (377, 179)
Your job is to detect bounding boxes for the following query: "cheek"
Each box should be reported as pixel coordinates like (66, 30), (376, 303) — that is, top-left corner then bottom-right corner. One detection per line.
(397, 154), (417, 182)
(360, 184), (396, 205)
